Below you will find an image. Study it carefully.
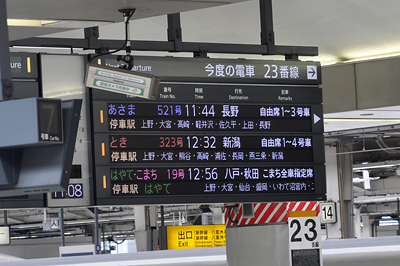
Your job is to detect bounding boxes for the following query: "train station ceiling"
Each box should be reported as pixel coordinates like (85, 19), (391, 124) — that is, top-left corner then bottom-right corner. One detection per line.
(6, 0), (400, 159)
(3, 0), (400, 239)
(6, 0), (400, 65)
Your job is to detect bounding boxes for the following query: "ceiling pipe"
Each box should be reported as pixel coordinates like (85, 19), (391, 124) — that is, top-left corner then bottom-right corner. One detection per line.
(354, 195), (400, 204)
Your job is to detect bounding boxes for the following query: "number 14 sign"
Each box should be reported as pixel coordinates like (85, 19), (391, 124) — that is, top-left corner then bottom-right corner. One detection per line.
(320, 202), (337, 224)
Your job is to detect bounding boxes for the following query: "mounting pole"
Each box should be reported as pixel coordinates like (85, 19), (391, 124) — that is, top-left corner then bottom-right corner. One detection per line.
(167, 13), (183, 52)
(0, 0), (18, 188)
(0, 0), (13, 101)
(259, 0), (276, 55)
(95, 207), (100, 254)
(117, 8), (136, 70)
(118, 9), (134, 55)
(397, 198), (400, 235)
(60, 208), (65, 246)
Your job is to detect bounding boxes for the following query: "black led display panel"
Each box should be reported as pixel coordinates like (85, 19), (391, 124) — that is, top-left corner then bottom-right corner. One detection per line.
(92, 82), (326, 205)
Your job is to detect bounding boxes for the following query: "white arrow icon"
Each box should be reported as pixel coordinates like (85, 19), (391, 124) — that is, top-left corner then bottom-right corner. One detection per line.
(307, 66), (318, 80)
(314, 114), (321, 124)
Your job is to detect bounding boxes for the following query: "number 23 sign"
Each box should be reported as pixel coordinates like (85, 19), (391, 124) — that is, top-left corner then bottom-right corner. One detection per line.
(288, 216), (321, 250)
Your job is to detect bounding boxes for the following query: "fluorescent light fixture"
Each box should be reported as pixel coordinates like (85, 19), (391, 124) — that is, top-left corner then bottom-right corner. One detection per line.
(353, 164), (398, 170)
(321, 62), (338, 66)
(343, 52), (400, 63)
(7, 19), (58, 27)
(321, 51), (400, 66)
(324, 118), (400, 123)
(353, 160), (400, 171)
(379, 220), (399, 227)
(353, 163), (400, 171)
(7, 19), (110, 28)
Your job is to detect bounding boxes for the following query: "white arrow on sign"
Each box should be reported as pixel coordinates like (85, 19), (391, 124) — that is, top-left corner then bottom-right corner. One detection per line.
(307, 66), (318, 80)
(313, 114), (321, 124)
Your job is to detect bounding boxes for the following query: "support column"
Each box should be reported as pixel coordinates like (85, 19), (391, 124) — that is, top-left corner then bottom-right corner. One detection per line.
(0, 0), (13, 101)
(397, 198), (400, 235)
(60, 208), (65, 247)
(134, 205), (147, 231)
(94, 207), (100, 254)
(201, 214), (209, 225)
(361, 215), (372, 238)
(337, 140), (354, 238)
(354, 206), (361, 238)
(148, 206), (157, 229)
(213, 207), (224, 225)
(134, 206), (158, 251)
(148, 206), (158, 250)
(159, 206), (167, 250)
(0, 0), (18, 188)
(134, 205), (148, 251)
(324, 145), (342, 239)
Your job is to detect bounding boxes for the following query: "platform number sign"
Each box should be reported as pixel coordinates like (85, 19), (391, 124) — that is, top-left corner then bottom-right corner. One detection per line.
(320, 202), (336, 224)
(289, 216), (321, 250)
(289, 216), (322, 266)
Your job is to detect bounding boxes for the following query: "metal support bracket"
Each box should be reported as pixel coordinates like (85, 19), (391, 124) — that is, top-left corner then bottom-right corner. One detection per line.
(84, 26), (100, 50)
(94, 47), (110, 55)
(259, 0), (276, 55)
(167, 13), (183, 52)
(194, 50), (208, 58)
(285, 53), (299, 61)
(1, 79), (13, 100)
(117, 54), (134, 70)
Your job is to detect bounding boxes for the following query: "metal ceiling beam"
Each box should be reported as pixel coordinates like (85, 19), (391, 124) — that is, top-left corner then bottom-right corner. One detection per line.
(1, 216), (24, 224)
(355, 194), (400, 204)
(353, 160), (400, 171)
(325, 124), (400, 138)
(9, 37), (318, 56)
(85, 208), (95, 219)
(64, 210), (91, 220)
(9, 2), (319, 58)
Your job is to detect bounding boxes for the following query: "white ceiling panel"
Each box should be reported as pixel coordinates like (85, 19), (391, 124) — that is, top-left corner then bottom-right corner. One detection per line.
(6, 0), (400, 133)
(6, 0), (249, 21)
(8, 26), (80, 41)
(7, 0), (400, 65)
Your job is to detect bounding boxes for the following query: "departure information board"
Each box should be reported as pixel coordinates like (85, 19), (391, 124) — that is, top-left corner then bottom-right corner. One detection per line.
(92, 81), (326, 205)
